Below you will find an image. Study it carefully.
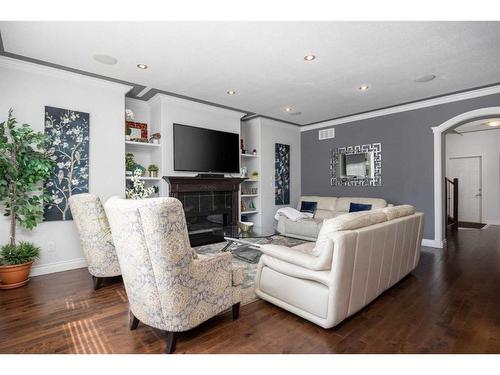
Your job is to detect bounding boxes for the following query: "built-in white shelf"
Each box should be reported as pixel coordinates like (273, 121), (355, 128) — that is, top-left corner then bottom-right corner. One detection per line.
(241, 210), (259, 215)
(243, 179), (259, 182)
(125, 141), (161, 148)
(241, 153), (259, 158)
(241, 194), (259, 197)
(126, 176), (161, 181)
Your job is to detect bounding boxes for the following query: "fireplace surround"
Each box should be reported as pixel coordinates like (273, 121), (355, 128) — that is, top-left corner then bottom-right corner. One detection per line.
(164, 176), (245, 246)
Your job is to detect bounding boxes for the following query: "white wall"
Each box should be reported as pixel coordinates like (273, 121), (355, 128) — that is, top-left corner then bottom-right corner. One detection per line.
(0, 57), (130, 276)
(260, 118), (301, 229)
(148, 94), (245, 196)
(446, 129), (500, 225)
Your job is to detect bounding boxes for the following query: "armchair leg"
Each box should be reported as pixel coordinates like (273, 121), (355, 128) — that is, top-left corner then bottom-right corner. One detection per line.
(164, 332), (177, 354)
(129, 311), (139, 330)
(232, 302), (240, 320)
(92, 276), (104, 290)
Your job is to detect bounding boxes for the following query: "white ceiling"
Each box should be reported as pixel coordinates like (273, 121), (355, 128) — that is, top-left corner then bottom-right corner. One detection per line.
(454, 118), (500, 133)
(2, 21), (500, 125)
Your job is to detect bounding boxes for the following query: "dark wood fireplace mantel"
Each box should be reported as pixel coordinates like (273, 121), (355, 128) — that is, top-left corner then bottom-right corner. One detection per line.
(164, 176), (246, 194)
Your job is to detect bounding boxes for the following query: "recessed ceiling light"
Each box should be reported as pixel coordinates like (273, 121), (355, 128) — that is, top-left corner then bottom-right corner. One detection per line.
(414, 74), (436, 83)
(284, 107), (293, 112)
(486, 120), (500, 127)
(93, 54), (118, 65)
(358, 85), (370, 91)
(137, 64), (148, 70)
(304, 54), (316, 61)
(227, 90), (236, 95)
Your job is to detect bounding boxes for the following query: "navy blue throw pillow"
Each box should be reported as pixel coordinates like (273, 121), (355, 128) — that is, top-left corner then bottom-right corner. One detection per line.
(300, 201), (318, 216)
(349, 202), (372, 213)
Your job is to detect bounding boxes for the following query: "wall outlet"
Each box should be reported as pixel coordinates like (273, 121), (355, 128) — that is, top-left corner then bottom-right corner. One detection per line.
(46, 240), (56, 253)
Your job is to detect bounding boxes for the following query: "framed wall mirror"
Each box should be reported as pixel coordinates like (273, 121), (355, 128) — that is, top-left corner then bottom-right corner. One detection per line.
(330, 143), (382, 186)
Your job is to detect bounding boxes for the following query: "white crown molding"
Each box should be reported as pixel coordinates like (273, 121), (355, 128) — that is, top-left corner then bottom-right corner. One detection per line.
(30, 257), (88, 277)
(0, 56), (133, 94)
(259, 116), (302, 130)
(148, 92), (247, 118)
(300, 84), (500, 132)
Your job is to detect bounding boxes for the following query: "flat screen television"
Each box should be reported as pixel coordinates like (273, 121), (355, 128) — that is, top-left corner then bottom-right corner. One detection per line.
(173, 123), (240, 173)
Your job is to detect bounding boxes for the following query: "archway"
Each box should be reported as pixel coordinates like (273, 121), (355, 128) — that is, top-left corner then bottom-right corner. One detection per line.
(432, 107), (500, 247)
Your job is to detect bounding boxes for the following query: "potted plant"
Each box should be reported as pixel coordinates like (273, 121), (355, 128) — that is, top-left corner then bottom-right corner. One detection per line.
(126, 168), (155, 199)
(0, 242), (41, 289)
(148, 164), (159, 178)
(0, 109), (54, 289)
(149, 132), (161, 144)
(125, 153), (145, 176)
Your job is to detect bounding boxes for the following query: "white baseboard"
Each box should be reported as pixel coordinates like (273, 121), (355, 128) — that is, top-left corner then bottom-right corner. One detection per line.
(486, 220), (500, 226)
(422, 238), (444, 248)
(30, 257), (88, 277)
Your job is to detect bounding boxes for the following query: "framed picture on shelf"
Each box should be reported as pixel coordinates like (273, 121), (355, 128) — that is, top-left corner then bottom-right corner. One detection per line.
(126, 121), (148, 142)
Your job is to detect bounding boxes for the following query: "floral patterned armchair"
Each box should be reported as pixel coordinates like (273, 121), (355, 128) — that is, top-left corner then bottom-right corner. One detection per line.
(104, 197), (244, 354)
(68, 193), (121, 289)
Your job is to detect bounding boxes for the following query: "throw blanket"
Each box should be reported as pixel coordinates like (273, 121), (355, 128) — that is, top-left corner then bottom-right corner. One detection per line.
(274, 207), (309, 221)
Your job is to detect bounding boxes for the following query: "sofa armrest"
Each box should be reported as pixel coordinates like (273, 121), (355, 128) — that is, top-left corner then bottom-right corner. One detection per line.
(260, 243), (333, 271)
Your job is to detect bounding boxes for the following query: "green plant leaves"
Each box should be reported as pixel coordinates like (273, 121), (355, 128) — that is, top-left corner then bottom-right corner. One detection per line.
(0, 241), (41, 265)
(0, 109), (55, 241)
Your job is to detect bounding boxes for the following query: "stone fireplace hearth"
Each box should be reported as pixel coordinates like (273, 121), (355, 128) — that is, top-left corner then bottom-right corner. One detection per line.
(164, 176), (245, 246)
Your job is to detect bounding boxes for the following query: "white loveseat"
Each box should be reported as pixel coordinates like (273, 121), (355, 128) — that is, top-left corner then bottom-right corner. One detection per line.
(276, 195), (390, 240)
(255, 205), (424, 329)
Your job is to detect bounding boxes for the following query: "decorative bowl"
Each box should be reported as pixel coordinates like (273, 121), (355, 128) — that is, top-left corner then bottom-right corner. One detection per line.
(238, 221), (254, 232)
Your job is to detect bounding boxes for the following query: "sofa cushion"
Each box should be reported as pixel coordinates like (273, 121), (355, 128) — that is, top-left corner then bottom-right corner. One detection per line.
(326, 210), (388, 231)
(382, 205), (416, 220)
(285, 218), (323, 239)
(313, 210), (388, 257)
(349, 202), (372, 212)
(298, 196), (337, 211)
(313, 209), (338, 220)
(335, 197), (388, 213)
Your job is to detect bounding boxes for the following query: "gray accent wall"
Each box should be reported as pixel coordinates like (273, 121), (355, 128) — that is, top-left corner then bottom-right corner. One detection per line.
(301, 92), (500, 239)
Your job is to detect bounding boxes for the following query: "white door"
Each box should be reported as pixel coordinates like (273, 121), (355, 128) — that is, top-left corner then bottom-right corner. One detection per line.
(447, 156), (482, 223)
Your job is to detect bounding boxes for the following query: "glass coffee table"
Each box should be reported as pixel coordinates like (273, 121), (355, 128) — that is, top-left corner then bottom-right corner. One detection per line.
(221, 225), (276, 263)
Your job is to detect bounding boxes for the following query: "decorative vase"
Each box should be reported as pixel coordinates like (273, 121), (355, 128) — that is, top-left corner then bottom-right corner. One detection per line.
(149, 171), (158, 178)
(0, 262), (33, 289)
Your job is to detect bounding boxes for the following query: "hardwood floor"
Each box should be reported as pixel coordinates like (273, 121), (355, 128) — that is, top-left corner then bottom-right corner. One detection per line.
(1, 226), (499, 354)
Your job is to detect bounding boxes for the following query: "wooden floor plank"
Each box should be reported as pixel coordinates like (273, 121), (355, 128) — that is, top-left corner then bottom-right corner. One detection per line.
(0, 226), (499, 353)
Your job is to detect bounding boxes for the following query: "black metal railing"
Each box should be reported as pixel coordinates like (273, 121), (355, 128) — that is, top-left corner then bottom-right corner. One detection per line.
(445, 177), (459, 230)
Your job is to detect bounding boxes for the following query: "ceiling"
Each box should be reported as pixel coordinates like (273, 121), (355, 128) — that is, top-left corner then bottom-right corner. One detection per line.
(2, 21), (500, 125)
(453, 118), (500, 133)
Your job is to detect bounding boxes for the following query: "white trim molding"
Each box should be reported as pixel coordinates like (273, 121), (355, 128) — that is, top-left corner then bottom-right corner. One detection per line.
(432, 107), (500, 247)
(148, 92), (247, 118)
(301, 84), (500, 132)
(0, 55), (133, 94)
(30, 257), (88, 277)
(422, 238), (445, 249)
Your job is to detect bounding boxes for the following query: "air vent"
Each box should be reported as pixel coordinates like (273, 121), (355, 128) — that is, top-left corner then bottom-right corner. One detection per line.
(318, 128), (335, 140)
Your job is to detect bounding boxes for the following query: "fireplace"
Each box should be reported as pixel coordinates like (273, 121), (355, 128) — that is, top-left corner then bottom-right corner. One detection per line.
(164, 176), (245, 246)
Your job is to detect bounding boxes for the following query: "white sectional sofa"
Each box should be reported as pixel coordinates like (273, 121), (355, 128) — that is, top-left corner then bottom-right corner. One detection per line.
(276, 195), (391, 241)
(255, 205), (424, 329)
